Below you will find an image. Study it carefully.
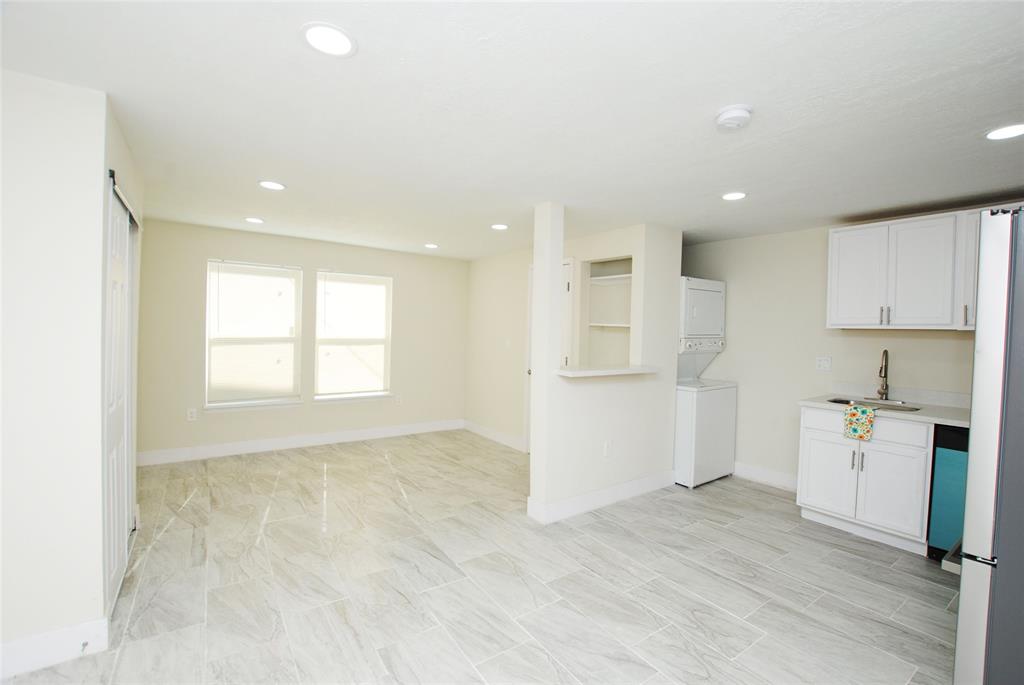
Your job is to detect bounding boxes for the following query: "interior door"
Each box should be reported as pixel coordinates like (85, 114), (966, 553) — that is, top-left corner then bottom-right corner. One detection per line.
(855, 441), (929, 538)
(103, 182), (135, 613)
(828, 224), (889, 327)
(888, 215), (957, 326)
(797, 428), (859, 518)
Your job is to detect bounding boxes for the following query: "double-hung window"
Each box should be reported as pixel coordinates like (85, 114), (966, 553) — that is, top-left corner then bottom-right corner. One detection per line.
(315, 271), (392, 398)
(206, 260), (302, 406)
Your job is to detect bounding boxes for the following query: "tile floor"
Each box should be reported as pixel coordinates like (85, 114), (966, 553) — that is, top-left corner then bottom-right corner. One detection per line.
(10, 430), (958, 684)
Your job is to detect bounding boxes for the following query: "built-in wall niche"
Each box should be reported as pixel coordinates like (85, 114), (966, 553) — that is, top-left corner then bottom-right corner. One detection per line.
(584, 257), (632, 368)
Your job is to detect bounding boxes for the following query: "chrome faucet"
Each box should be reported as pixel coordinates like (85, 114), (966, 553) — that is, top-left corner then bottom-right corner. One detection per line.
(877, 349), (889, 400)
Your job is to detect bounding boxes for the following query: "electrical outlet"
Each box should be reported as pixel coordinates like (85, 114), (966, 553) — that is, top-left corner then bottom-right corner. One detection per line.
(186, 408), (198, 422)
(815, 356), (832, 372)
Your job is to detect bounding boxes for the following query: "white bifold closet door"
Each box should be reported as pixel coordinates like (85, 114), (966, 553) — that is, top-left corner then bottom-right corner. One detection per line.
(103, 180), (135, 614)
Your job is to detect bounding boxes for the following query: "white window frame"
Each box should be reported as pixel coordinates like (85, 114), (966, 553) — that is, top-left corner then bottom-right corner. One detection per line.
(205, 259), (303, 409)
(314, 270), (393, 400)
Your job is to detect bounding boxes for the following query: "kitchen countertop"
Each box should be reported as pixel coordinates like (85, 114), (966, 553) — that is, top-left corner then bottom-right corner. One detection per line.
(799, 394), (971, 428)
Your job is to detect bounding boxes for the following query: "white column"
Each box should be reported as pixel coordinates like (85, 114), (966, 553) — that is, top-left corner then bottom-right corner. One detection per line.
(527, 202), (565, 522)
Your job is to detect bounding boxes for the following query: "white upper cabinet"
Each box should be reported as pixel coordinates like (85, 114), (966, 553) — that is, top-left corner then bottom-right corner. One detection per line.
(828, 225), (889, 327)
(888, 215), (957, 327)
(827, 210), (978, 330)
(955, 210), (981, 329)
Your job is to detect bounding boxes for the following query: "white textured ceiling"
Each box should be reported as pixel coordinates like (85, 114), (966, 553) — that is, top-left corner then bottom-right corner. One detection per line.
(4, 2), (1023, 259)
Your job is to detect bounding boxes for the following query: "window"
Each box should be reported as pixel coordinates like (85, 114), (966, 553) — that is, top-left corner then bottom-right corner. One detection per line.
(315, 271), (392, 397)
(206, 261), (301, 405)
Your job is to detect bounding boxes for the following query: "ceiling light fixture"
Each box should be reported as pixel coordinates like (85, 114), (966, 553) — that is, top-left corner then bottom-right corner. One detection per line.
(259, 180), (286, 191)
(245, 217), (264, 224)
(303, 23), (356, 57)
(986, 124), (1024, 141)
(716, 105), (753, 130)
(424, 243), (439, 249)
(491, 224), (509, 231)
(722, 192), (746, 201)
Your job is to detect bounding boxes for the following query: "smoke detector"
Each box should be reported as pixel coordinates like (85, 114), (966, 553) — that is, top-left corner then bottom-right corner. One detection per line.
(716, 105), (753, 130)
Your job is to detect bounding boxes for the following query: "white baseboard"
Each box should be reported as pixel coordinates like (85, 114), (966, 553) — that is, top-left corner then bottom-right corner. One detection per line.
(733, 462), (797, 491)
(801, 508), (927, 555)
(1, 617), (108, 679)
(463, 422), (527, 453)
(527, 470), (674, 524)
(138, 419), (467, 465)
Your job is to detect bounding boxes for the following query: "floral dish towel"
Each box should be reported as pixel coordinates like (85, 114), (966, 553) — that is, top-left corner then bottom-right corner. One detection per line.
(844, 404), (875, 441)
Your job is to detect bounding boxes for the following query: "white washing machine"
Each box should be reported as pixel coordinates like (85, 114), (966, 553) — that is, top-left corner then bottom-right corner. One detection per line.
(674, 379), (737, 487)
(675, 277), (737, 487)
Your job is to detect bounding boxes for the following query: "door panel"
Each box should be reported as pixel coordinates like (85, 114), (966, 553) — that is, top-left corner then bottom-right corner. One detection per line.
(798, 428), (859, 518)
(828, 225), (889, 327)
(888, 216), (957, 326)
(855, 441), (929, 538)
(103, 184), (134, 614)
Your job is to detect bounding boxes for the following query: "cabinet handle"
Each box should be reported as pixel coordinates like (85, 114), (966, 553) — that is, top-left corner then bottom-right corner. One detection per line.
(879, 306), (884, 325)
(850, 449), (856, 470)
(964, 304), (969, 326)
(886, 306), (891, 325)
(860, 452), (865, 472)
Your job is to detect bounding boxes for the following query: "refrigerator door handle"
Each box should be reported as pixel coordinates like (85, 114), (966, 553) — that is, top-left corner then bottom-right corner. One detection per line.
(962, 552), (998, 567)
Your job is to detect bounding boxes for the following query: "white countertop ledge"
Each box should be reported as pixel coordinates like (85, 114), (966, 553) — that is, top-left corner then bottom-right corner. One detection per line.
(799, 395), (971, 428)
(556, 366), (657, 378)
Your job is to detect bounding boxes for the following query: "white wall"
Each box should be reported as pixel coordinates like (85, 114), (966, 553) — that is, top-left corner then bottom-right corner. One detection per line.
(682, 226), (975, 487)
(524, 217), (682, 522)
(1, 71), (143, 673)
(136, 220), (469, 457)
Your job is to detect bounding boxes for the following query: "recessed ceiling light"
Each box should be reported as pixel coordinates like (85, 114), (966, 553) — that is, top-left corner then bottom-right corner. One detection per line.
(424, 243), (439, 249)
(722, 192), (746, 201)
(303, 23), (356, 57)
(491, 224), (509, 231)
(245, 217), (264, 224)
(258, 180), (286, 191)
(986, 124), (1024, 141)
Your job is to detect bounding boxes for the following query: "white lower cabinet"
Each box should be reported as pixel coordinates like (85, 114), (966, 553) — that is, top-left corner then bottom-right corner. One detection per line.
(855, 441), (929, 538)
(798, 429), (859, 518)
(797, 408), (933, 547)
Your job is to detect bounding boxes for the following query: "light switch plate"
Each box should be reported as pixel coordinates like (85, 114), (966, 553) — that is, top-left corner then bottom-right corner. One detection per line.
(186, 408), (198, 422)
(815, 356), (832, 372)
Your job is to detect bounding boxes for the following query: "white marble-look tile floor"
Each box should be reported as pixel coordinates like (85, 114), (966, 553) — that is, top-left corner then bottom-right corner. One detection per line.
(9, 430), (959, 684)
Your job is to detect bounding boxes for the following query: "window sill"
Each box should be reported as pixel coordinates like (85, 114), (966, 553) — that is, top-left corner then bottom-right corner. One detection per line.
(314, 391), (394, 403)
(204, 397), (303, 411)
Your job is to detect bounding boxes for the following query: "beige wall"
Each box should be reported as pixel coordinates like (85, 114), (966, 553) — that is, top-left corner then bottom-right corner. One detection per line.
(464, 249), (531, 448)
(137, 220), (469, 454)
(682, 226), (975, 483)
(2, 72), (143, 660)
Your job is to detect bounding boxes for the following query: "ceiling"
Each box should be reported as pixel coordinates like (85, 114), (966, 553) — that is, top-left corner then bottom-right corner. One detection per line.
(4, 2), (1023, 259)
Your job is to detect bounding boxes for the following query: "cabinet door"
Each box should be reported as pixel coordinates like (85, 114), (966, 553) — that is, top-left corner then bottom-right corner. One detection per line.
(828, 225), (889, 327)
(855, 441), (929, 539)
(956, 211), (981, 329)
(798, 428), (859, 518)
(888, 216), (957, 326)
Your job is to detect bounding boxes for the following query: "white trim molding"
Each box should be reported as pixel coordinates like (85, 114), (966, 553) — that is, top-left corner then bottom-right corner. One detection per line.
(462, 422), (527, 453)
(801, 508), (927, 555)
(527, 470), (674, 524)
(137, 419), (466, 465)
(733, 461), (798, 491)
(1, 617), (108, 679)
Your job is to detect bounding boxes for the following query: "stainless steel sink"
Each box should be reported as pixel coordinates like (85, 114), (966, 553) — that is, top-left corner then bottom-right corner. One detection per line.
(827, 397), (921, 412)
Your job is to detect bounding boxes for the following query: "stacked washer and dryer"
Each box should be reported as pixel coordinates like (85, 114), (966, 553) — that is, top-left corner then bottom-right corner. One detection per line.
(674, 277), (738, 488)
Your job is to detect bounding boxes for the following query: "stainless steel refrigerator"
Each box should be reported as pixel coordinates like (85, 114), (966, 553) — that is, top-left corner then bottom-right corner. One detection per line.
(954, 206), (1023, 683)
